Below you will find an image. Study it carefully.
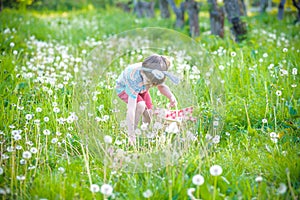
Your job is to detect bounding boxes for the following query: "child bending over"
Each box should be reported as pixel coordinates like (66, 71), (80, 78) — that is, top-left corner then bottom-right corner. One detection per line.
(116, 54), (179, 145)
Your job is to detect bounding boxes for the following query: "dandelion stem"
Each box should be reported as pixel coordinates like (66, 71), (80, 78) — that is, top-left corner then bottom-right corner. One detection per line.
(213, 176), (217, 200)
(286, 169), (297, 200)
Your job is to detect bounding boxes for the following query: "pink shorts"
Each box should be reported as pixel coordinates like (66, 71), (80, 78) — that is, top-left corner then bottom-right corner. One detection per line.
(118, 90), (153, 109)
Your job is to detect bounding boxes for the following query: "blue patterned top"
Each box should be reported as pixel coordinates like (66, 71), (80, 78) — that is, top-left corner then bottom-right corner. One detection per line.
(116, 64), (147, 99)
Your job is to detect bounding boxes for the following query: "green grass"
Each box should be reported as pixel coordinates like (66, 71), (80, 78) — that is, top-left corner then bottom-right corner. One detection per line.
(0, 7), (300, 200)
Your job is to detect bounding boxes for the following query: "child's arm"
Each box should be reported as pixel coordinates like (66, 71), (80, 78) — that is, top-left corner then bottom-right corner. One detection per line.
(157, 84), (177, 107)
(126, 96), (137, 139)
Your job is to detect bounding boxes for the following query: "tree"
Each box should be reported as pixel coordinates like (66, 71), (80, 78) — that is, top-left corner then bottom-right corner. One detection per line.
(292, 0), (300, 23)
(167, 0), (185, 28)
(208, 0), (225, 38)
(186, 0), (200, 37)
(133, 0), (155, 18)
(159, 0), (170, 18)
(224, 0), (247, 42)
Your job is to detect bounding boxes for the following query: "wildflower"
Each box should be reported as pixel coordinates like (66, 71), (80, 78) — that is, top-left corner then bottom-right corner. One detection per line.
(104, 135), (112, 144)
(53, 107), (60, 113)
(51, 138), (58, 144)
(144, 162), (153, 168)
(10, 42), (15, 47)
(187, 188), (196, 199)
(292, 68), (298, 75)
(25, 114), (33, 120)
(13, 134), (22, 141)
(30, 147), (38, 154)
(230, 52), (236, 57)
(20, 159), (26, 165)
(282, 48), (288, 52)
(100, 184), (113, 196)
(43, 129), (51, 136)
(58, 167), (65, 173)
(255, 176), (263, 182)
(22, 151), (32, 159)
(143, 189), (153, 198)
(276, 90), (282, 96)
(212, 135), (220, 144)
(90, 184), (100, 193)
(291, 84), (297, 88)
(263, 53), (268, 58)
(16, 175), (25, 181)
(192, 174), (204, 186)
(102, 115), (109, 121)
(13, 50), (18, 55)
(210, 165), (223, 176)
(277, 183), (287, 194)
(219, 65), (225, 70)
(262, 119), (267, 123)
(44, 117), (49, 122)
(269, 132), (278, 138)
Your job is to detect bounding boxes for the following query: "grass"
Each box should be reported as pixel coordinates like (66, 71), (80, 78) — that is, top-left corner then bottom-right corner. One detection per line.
(0, 6), (300, 200)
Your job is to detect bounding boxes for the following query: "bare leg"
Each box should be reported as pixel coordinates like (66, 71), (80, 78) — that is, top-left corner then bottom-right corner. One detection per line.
(135, 101), (146, 129)
(142, 109), (152, 125)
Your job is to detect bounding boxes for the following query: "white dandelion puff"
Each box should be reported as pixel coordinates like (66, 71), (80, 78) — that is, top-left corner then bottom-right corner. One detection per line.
(104, 135), (113, 144)
(100, 184), (113, 196)
(22, 151), (32, 159)
(143, 189), (153, 198)
(192, 174), (204, 186)
(255, 176), (263, 182)
(210, 165), (223, 176)
(90, 184), (100, 193)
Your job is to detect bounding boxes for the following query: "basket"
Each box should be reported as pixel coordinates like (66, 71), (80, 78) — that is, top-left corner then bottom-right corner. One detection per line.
(154, 106), (195, 133)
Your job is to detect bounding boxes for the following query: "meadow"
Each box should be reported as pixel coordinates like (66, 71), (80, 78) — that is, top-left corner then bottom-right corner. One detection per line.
(0, 6), (300, 200)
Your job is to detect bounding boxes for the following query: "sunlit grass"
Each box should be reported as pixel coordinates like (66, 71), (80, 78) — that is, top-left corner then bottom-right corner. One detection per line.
(0, 7), (299, 200)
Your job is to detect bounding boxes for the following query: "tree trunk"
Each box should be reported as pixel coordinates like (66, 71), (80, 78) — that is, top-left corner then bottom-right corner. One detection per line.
(224, 0), (247, 42)
(278, 0), (286, 20)
(208, 0), (225, 38)
(260, 0), (268, 13)
(239, 0), (247, 16)
(292, 0), (300, 23)
(167, 0), (185, 28)
(159, 0), (170, 18)
(134, 0), (155, 18)
(186, 0), (200, 37)
(116, 1), (132, 12)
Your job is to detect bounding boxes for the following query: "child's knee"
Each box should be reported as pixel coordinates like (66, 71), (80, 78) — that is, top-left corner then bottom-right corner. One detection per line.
(136, 101), (146, 112)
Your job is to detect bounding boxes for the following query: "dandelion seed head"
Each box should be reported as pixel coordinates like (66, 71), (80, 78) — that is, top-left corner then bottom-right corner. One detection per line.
(90, 184), (100, 193)
(262, 118), (267, 123)
(276, 90), (282, 96)
(192, 174), (204, 186)
(210, 165), (223, 176)
(277, 183), (287, 194)
(255, 176), (263, 182)
(22, 151), (32, 159)
(104, 135), (113, 144)
(25, 114), (33, 120)
(100, 184), (113, 196)
(143, 189), (153, 198)
(30, 147), (38, 154)
(16, 175), (25, 181)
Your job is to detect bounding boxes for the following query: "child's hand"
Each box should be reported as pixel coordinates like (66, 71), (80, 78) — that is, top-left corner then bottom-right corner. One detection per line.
(169, 96), (177, 107)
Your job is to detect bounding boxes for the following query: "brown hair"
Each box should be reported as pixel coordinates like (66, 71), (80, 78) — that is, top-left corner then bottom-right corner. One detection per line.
(142, 54), (171, 85)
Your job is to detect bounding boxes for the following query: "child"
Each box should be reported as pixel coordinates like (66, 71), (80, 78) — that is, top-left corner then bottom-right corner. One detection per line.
(116, 54), (180, 145)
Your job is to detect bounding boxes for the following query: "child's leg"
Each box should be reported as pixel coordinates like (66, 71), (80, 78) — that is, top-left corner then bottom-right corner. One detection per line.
(142, 109), (152, 124)
(135, 101), (146, 129)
